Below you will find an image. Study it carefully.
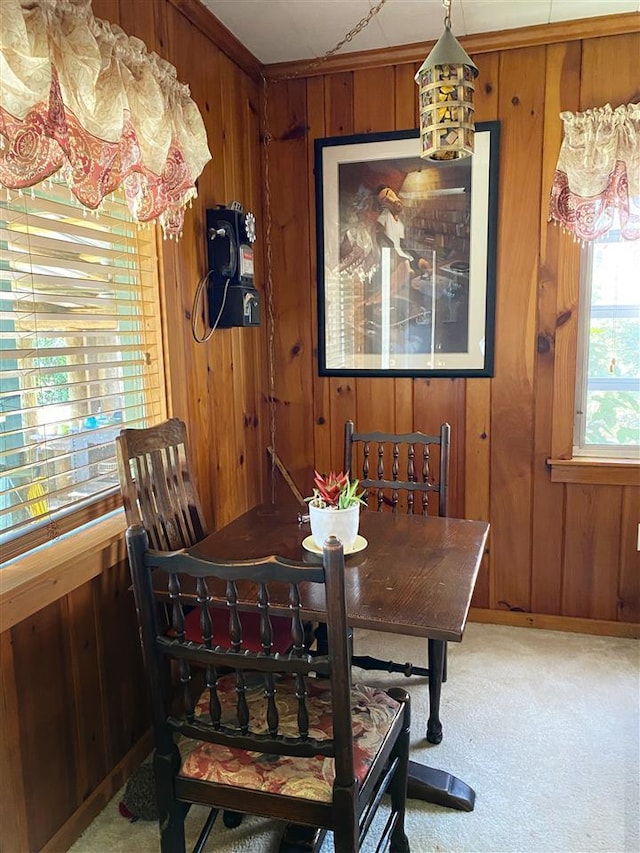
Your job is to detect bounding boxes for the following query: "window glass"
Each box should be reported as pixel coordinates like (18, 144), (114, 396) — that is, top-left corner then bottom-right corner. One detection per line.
(575, 233), (640, 456)
(0, 179), (166, 557)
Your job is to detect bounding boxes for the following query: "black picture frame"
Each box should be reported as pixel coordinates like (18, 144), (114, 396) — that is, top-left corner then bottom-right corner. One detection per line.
(314, 122), (500, 377)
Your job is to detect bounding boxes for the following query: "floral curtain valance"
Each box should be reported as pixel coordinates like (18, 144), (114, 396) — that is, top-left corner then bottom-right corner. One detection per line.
(0, 0), (211, 238)
(549, 102), (640, 242)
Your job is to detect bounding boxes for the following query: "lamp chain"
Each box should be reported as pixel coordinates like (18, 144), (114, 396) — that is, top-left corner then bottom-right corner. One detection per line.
(260, 0), (388, 500)
(443, 0), (452, 27)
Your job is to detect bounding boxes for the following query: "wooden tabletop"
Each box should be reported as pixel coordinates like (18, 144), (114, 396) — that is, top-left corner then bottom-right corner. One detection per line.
(189, 504), (489, 644)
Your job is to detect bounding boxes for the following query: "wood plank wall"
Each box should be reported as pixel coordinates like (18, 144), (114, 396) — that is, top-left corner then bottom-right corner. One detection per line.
(262, 27), (640, 627)
(1, 7), (639, 852)
(0, 2), (268, 850)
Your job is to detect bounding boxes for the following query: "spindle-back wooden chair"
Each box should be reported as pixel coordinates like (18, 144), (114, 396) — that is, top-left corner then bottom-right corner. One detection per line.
(125, 524), (411, 853)
(344, 420), (450, 744)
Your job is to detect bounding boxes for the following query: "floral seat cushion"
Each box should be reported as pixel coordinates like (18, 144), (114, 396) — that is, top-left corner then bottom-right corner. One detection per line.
(179, 674), (401, 802)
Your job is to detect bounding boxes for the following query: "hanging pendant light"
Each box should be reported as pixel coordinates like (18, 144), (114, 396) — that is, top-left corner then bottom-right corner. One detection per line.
(415, 0), (478, 161)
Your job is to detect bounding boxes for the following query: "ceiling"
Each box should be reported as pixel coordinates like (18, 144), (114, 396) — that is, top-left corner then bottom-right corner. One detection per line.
(200, 0), (640, 65)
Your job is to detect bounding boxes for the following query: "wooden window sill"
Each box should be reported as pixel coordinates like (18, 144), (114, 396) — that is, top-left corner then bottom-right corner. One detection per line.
(0, 509), (127, 632)
(547, 457), (640, 486)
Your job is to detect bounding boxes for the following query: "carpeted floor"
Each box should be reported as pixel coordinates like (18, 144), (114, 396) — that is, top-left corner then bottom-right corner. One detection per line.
(69, 623), (640, 853)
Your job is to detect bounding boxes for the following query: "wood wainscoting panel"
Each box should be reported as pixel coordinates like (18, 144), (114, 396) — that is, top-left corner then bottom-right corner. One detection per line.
(11, 600), (79, 852)
(618, 487), (640, 624)
(562, 484), (623, 620)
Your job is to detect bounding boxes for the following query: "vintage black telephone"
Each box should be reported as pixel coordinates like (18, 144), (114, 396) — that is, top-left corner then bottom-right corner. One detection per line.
(206, 202), (260, 328)
(192, 201), (260, 341)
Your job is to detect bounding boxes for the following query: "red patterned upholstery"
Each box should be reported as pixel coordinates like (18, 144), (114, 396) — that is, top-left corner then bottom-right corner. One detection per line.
(182, 608), (294, 653)
(180, 674), (401, 801)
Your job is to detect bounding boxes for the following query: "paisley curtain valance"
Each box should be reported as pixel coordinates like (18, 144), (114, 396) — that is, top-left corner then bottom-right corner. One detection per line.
(0, 0), (211, 237)
(549, 102), (640, 243)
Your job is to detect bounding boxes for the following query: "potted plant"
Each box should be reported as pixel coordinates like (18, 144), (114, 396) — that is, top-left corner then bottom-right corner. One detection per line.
(306, 470), (365, 550)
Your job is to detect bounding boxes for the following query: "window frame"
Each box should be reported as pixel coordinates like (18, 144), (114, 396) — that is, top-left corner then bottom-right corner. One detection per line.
(548, 228), (639, 486)
(0, 183), (168, 560)
(573, 238), (640, 460)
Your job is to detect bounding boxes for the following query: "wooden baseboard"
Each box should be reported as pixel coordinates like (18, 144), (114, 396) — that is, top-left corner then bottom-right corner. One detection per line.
(40, 730), (154, 853)
(469, 608), (640, 639)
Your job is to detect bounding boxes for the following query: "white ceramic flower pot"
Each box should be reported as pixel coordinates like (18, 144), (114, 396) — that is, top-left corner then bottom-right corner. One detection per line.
(309, 502), (360, 551)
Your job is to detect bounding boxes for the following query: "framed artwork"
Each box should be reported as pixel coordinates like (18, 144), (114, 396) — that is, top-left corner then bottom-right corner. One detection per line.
(314, 122), (500, 377)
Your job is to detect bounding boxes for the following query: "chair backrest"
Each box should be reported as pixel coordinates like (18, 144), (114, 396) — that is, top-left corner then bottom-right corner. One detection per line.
(344, 420), (450, 517)
(125, 525), (356, 791)
(116, 418), (207, 550)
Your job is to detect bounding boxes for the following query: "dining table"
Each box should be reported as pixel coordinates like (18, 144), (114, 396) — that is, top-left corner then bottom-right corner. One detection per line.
(187, 501), (489, 813)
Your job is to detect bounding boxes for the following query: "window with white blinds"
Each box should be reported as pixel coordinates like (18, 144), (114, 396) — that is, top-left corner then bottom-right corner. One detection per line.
(1, 179), (166, 559)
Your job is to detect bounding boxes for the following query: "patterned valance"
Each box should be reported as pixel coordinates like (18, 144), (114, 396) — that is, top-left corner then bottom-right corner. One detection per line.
(0, 0), (211, 238)
(549, 103), (640, 242)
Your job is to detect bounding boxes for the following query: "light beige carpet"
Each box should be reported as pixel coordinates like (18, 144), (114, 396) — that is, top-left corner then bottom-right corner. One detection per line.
(69, 623), (640, 853)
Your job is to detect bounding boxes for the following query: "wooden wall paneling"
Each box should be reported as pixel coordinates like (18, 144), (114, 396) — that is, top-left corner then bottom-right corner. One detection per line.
(489, 47), (546, 612)
(413, 378), (466, 519)
(11, 601), (78, 851)
(65, 581), (109, 803)
(240, 73), (269, 506)
(465, 51), (499, 605)
(114, 0), (159, 51)
(619, 487), (640, 623)
(89, 0), (120, 25)
(325, 73), (357, 469)
(352, 66), (397, 433)
(265, 77), (316, 492)
(95, 556), (149, 768)
(579, 32), (640, 109)
(530, 41), (581, 614)
(161, 7), (221, 528)
(306, 76), (333, 478)
(0, 631), (29, 853)
(265, 14), (640, 81)
(562, 485), (623, 620)
(193, 41), (236, 528)
(223, 60), (256, 517)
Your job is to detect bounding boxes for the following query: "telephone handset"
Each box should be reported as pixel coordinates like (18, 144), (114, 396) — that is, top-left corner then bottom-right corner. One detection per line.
(209, 220), (238, 280)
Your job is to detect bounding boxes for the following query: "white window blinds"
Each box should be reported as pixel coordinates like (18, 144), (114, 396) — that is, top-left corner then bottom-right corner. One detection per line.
(1, 179), (166, 558)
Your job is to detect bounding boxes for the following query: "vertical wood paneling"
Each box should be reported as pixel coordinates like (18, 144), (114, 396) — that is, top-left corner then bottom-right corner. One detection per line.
(413, 378), (466, 518)
(465, 51), (499, 606)
(531, 41), (581, 614)
(66, 582), (109, 801)
(562, 485), (623, 619)
(619, 487), (640, 623)
(4, 14), (639, 853)
(0, 632), (29, 852)
(490, 47), (545, 611)
(11, 601), (78, 851)
(96, 556), (149, 766)
(267, 78), (315, 491)
(579, 32), (640, 109)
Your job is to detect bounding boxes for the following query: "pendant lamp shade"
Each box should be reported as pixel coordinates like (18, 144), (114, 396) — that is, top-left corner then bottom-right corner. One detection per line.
(415, 24), (478, 161)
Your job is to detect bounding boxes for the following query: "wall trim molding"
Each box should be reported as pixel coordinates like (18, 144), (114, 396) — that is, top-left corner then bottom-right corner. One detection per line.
(470, 608), (640, 639)
(264, 12), (640, 79)
(0, 511), (127, 632)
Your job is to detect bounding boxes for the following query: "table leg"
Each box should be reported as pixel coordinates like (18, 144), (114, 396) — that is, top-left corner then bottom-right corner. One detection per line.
(427, 638), (444, 744)
(407, 761), (476, 811)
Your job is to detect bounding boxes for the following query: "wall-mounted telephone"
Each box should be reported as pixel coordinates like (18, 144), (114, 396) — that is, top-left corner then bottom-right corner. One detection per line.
(206, 202), (260, 329)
